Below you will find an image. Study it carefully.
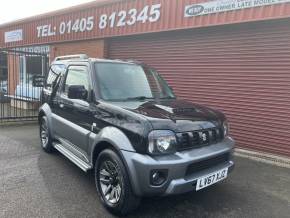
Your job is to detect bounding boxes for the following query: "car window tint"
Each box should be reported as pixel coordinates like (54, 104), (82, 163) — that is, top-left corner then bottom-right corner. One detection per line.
(96, 63), (153, 100)
(46, 64), (66, 90)
(64, 66), (89, 95)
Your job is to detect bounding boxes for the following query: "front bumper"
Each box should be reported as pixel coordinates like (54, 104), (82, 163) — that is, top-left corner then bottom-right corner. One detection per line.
(121, 137), (235, 196)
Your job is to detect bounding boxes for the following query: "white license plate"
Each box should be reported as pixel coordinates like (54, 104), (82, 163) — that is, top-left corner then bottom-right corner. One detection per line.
(196, 168), (228, 191)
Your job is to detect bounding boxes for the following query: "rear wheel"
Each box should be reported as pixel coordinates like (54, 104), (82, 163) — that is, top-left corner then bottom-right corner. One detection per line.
(39, 116), (54, 153)
(95, 149), (140, 215)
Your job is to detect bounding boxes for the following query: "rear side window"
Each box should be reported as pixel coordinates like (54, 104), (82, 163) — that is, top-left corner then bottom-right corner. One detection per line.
(45, 64), (66, 90)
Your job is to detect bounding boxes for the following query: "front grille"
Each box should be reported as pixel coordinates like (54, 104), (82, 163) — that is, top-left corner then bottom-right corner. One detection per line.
(185, 153), (230, 177)
(176, 128), (224, 151)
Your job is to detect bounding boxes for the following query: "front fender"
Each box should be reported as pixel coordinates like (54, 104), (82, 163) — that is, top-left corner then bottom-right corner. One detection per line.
(89, 126), (136, 162)
(39, 103), (54, 137)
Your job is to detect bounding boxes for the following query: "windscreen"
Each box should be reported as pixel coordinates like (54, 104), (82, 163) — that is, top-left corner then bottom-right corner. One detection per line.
(95, 62), (175, 101)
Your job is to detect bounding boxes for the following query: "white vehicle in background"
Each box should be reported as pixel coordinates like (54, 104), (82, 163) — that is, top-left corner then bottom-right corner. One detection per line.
(15, 83), (41, 100)
(0, 80), (8, 103)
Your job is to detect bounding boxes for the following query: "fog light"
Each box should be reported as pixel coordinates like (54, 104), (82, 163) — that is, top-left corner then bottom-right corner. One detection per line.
(150, 170), (168, 186)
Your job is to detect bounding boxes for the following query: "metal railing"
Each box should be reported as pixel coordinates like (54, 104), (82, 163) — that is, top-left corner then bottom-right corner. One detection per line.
(0, 49), (48, 123)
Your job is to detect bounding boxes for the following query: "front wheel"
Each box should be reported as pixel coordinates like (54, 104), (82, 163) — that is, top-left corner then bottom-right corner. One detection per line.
(95, 149), (140, 215)
(39, 116), (54, 153)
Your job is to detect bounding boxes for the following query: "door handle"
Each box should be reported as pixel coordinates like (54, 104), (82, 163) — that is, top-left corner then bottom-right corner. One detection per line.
(59, 103), (64, 109)
(91, 123), (98, 132)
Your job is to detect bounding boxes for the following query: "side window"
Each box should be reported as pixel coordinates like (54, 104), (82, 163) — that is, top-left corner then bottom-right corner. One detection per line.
(46, 64), (66, 90)
(63, 66), (90, 97)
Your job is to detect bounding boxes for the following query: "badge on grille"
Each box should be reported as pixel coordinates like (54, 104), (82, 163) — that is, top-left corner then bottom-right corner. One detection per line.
(202, 133), (207, 142)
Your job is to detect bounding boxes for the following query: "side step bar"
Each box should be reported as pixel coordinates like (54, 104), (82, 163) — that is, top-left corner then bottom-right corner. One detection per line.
(53, 143), (92, 172)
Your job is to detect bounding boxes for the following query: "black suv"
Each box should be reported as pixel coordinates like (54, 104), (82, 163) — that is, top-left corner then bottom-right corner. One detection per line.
(38, 54), (235, 215)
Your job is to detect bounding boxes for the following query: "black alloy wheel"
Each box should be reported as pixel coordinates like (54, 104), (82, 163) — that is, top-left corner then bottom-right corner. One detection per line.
(99, 160), (122, 204)
(39, 116), (54, 153)
(95, 149), (140, 215)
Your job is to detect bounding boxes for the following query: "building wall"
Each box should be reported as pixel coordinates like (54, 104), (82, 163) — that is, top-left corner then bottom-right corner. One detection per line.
(109, 19), (290, 157)
(2, 0), (290, 48)
(49, 39), (106, 61)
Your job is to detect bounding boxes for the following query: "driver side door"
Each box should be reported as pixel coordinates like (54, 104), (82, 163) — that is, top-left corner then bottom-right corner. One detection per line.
(53, 65), (93, 162)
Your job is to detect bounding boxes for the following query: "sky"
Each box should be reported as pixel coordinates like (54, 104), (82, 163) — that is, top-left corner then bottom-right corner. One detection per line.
(0, 0), (96, 25)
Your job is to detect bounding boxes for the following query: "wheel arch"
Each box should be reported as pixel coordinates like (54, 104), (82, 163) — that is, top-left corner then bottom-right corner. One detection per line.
(91, 138), (132, 169)
(92, 140), (119, 168)
(89, 126), (136, 164)
(91, 138), (138, 195)
(38, 103), (54, 137)
(38, 110), (45, 123)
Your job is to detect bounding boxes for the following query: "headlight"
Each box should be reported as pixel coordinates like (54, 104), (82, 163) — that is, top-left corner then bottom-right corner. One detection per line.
(223, 120), (229, 137)
(148, 130), (177, 155)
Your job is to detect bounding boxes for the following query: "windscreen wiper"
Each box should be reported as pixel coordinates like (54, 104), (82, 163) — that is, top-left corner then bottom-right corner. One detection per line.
(159, 96), (176, 99)
(126, 96), (154, 101)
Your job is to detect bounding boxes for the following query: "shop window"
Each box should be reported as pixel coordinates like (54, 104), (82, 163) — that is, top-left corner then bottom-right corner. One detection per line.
(17, 55), (46, 99)
(20, 56), (43, 85)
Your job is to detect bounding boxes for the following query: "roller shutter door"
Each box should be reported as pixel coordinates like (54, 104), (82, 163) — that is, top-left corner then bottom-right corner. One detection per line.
(108, 19), (290, 157)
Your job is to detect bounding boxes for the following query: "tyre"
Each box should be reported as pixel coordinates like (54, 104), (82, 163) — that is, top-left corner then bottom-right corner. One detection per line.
(39, 116), (54, 153)
(95, 149), (140, 215)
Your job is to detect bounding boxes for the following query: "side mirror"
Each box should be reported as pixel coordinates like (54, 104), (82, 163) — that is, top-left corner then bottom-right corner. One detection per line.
(32, 75), (45, 87)
(68, 85), (88, 100)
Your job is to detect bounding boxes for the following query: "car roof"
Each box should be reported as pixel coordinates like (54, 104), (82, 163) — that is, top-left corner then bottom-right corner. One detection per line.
(52, 58), (140, 66)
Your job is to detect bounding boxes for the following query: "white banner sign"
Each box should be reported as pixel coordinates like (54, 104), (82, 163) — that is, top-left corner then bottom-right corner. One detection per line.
(15, 45), (50, 54)
(185, 0), (290, 17)
(4, 29), (23, 43)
